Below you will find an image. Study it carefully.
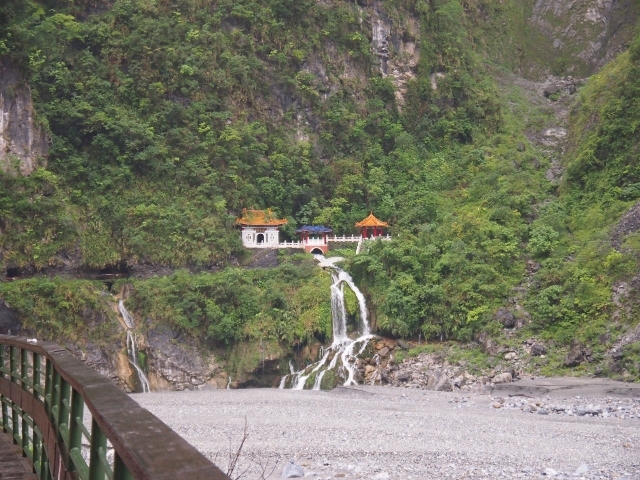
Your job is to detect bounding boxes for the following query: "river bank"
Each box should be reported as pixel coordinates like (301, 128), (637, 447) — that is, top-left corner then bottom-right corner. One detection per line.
(135, 379), (640, 480)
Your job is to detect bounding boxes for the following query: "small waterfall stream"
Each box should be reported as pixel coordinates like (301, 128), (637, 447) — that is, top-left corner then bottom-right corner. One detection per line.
(118, 300), (150, 393)
(280, 257), (374, 390)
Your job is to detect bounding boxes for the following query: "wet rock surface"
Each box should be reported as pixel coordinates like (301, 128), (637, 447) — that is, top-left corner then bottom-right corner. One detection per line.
(136, 382), (640, 480)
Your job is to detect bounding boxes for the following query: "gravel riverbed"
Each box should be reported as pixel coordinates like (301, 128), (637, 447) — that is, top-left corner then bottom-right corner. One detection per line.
(134, 379), (640, 480)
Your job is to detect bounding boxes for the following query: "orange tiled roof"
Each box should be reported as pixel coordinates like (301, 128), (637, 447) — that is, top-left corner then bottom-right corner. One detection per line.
(236, 208), (288, 226)
(355, 212), (388, 228)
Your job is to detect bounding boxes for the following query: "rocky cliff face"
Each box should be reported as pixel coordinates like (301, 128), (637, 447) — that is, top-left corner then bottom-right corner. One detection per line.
(368, 0), (420, 105)
(145, 327), (225, 391)
(0, 57), (48, 176)
(528, 0), (639, 75)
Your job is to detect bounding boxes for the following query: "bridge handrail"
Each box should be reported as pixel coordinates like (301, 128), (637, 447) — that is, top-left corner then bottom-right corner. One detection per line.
(0, 334), (229, 480)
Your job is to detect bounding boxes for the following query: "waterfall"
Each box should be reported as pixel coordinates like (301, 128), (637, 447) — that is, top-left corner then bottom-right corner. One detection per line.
(280, 257), (374, 390)
(118, 300), (150, 393)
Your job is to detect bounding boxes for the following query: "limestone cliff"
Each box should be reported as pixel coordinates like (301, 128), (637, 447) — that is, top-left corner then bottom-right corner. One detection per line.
(0, 57), (48, 176)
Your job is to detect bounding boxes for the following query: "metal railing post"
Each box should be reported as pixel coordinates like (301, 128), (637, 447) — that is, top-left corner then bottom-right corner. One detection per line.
(44, 358), (54, 417)
(0, 345), (7, 434)
(67, 388), (84, 475)
(33, 352), (42, 401)
(89, 418), (107, 480)
(57, 378), (71, 453)
(10, 346), (20, 444)
(113, 455), (135, 480)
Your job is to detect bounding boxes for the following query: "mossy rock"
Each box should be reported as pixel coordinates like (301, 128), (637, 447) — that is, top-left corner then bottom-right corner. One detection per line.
(320, 370), (337, 390)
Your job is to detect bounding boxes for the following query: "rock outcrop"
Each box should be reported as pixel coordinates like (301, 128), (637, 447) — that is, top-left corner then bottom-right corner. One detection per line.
(611, 201), (640, 249)
(70, 342), (132, 391)
(146, 327), (224, 390)
(529, 0), (639, 75)
(564, 340), (592, 367)
(0, 299), (21, 335)
(369, 0), (419, 105)
(0, 57), (48, 176)
(373, 343), (519, 392)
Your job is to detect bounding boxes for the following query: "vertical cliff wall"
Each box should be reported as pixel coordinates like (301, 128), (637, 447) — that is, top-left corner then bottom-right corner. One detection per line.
(0, 57), (48, 176)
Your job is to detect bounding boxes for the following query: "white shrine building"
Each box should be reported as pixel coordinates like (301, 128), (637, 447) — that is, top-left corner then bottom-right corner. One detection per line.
(235, 209), (288, 248)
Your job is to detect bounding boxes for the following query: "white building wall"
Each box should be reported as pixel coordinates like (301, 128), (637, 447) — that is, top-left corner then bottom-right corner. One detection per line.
(241, 226), (280, 248)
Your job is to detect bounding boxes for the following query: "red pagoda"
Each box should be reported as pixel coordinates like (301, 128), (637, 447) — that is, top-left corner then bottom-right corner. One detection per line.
(356, 212), (388, 238)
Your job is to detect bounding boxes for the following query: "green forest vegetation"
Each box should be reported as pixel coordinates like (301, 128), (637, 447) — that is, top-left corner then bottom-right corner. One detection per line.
(0, 253), (333, 378)
(1, 0), (640, 379)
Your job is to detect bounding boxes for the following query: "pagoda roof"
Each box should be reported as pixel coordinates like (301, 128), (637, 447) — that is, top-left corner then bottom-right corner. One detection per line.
(295, 225), (333, 234)
(236, 209), (288, 226)
(355, 212), (388, 228)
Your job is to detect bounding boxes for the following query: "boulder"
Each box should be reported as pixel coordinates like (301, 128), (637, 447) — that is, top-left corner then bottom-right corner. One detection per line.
(574, 464), (589, 475)
(452, 375), (466, 388)
(475, 331), (498, 355)
(0, 300), (21, 335)
(564, 342), (585, 367)
(435, 376), (453, 392)
(395, 372), (411, 382)
(495, 308), (516, 328)
(543, 83), (561, 98)
(530, 343), (546, 356)
(378, 346), (390, 357)
(493, 372), (513, 384)
(281, 461), (304, 478)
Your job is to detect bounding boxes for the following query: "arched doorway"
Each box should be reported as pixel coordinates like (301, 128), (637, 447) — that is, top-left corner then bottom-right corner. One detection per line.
(256, 233), (265, 244)
(310, 248), (324, 254)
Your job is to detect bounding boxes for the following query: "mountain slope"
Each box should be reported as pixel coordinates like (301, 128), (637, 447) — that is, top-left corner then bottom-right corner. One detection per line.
(1, 0), (639, 384)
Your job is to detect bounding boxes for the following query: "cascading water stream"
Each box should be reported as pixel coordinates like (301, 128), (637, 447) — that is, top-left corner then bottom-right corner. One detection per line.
(280, 256), (374, 390)
(118, 300), (150, 393)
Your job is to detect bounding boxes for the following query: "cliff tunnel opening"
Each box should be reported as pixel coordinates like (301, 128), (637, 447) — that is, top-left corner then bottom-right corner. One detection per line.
(5, 267), (21, 279)
(90, 262), (131, 280)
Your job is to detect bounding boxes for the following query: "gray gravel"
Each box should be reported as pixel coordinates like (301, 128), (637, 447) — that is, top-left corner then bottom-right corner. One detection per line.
(134, 383), (640, 479)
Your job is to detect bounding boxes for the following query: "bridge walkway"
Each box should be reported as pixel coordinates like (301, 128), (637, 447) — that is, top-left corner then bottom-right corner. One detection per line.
(0, 431), (37, 480)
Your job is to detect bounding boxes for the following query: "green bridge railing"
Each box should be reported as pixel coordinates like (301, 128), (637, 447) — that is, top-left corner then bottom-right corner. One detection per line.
(0, 335), (229, 480)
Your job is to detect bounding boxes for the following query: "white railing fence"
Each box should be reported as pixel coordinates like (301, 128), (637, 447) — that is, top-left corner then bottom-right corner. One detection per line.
(275, 234), (392, 251)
